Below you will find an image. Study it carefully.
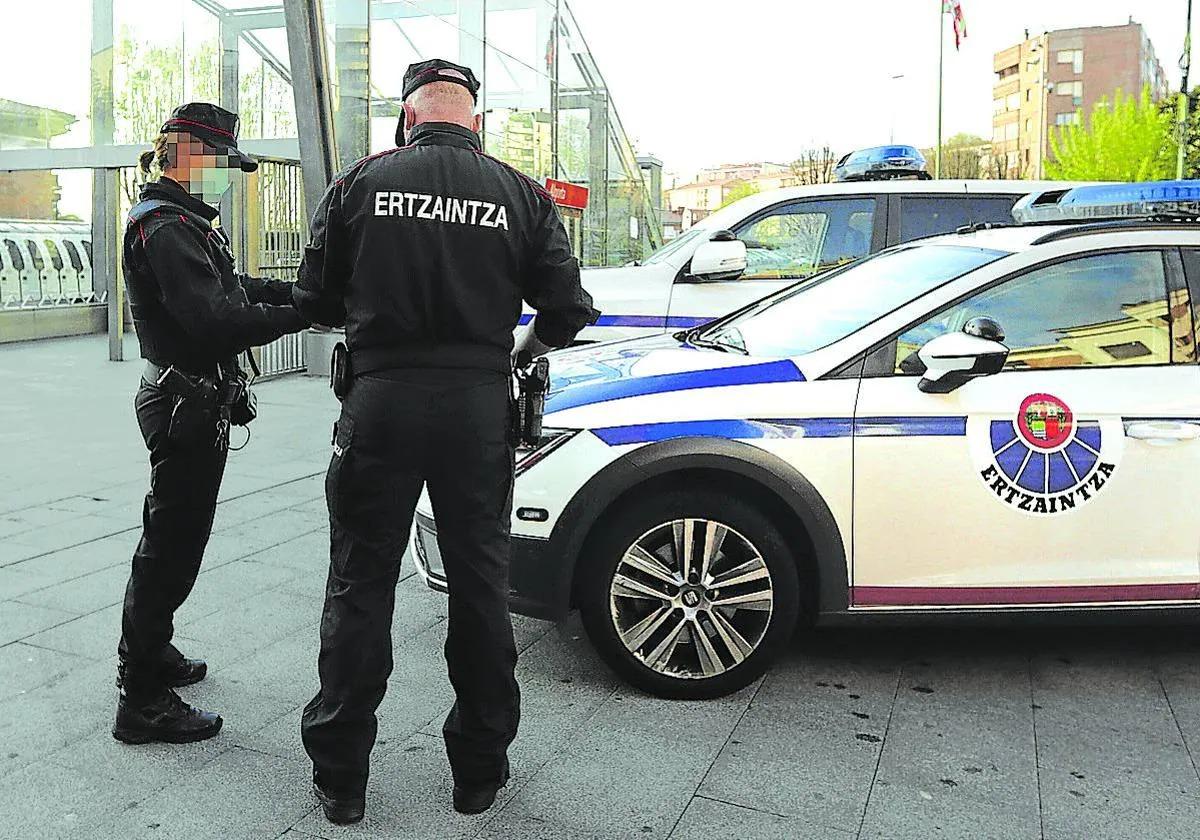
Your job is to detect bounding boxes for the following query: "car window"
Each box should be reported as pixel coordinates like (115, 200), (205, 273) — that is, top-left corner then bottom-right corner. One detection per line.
(733, 198), (877, 281)
(63, 240), (83, 272)
(24, 240), (44, 272)
(898, 196), (1019, 243)
(703, 244), (1008, 357)
(4, 240), (25, 272)
(643, 226), (706, 265)
(82, 240), (92, 266)
(894, 250), (1173, 372)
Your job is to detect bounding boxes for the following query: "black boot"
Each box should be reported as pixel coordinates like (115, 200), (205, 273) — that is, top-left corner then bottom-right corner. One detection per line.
(112, 686), (223, 744)
(313, 772), (365, 825)
(453, 758), (510, 815)
(117, 645), (208, 689)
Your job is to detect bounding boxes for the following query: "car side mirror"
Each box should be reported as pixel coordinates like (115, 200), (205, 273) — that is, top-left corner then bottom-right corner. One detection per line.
(917, 318), (1009, 393)
(681, 231), (747, 283)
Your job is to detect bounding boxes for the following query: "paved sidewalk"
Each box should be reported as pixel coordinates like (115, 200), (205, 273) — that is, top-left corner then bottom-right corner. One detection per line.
(2, 335), (1200, 839)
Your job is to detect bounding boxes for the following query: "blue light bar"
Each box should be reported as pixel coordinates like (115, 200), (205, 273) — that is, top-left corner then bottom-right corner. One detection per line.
(1012, 180), (1200, 223)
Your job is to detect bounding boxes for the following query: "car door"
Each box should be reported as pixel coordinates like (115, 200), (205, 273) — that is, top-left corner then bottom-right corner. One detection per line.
(851, 247), (1200, 607)
(666, 197), (882, 329)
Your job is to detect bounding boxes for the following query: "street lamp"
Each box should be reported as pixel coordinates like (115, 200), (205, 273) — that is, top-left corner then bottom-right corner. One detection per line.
(888, 74), (906, 144)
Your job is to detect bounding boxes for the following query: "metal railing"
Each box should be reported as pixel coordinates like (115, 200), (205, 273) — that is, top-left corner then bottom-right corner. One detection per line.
(250, 159), (307, 378)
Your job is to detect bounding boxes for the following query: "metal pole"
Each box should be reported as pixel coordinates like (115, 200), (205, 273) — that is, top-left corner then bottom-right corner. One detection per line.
(935, 0), (945, 179)
(91, 0), (120, 361)
(1178, 0), (1194, 180)
(282, 0), (339, 220)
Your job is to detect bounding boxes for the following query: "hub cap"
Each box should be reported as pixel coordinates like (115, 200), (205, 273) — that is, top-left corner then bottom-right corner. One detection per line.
(609, 518), (774, 680)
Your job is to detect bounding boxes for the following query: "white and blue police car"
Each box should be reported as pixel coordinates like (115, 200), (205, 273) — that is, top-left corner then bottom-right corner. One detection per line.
(414, 181), (1200, 699)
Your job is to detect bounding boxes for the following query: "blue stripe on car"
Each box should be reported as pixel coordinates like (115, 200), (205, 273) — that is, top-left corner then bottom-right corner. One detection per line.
(546, 360), (805, 413)
(518, 314), (710, 328)
(590, 416), (968, 445)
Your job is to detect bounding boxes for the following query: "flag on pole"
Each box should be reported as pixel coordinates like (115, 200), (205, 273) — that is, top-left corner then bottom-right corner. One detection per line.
(944, 0), (967, 50)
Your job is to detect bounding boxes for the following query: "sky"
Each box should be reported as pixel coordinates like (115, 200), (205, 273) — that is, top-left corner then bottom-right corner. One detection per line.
(1, 0), (1197, 214)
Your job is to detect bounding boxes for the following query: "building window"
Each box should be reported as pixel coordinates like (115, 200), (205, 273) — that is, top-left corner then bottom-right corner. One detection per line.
(1057, 49), (1083, 74)
(1056, 112), (1081, 126)
(1025, 119), (1032, 133)
(1007, 92), (1021, 110)
(1026, 89), (1033, 102)
(993, 98), (1006, 115)
(997, 65), (1019, 80)
(1055, 80), (1083, 106)
(1005, 123), (1019, 141)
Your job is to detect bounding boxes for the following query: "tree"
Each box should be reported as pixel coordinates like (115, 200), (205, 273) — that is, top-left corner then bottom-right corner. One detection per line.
(1157, 87), (1200, 178)
(928, 133), (989, 179)
(789, 146), (837, 185)
(719, 179), (759, 208)
(1047, 86), (1177, 181)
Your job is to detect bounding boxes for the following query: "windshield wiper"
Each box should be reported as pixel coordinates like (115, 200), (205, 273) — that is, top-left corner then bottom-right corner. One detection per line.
(689, 332), (747, 355)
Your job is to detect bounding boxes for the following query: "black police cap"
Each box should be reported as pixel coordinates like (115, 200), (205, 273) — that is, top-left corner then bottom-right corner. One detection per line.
(160, 103), (258, 173)
(401, 59), (481, 102)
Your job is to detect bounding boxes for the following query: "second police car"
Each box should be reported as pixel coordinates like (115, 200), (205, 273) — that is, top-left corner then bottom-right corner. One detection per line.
(414, 181), (1200, 699)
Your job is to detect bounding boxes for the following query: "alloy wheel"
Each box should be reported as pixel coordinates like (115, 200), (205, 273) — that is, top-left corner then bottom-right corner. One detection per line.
(608, 518), (774, 680)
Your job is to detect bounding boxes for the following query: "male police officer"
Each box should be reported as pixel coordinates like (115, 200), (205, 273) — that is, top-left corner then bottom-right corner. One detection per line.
(116, 103), (308, 744)
(294, 59), (596, 824)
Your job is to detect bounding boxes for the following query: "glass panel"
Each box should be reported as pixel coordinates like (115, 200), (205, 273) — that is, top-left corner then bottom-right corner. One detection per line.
(898, 196), (1018, 243)
(733, 198), (876, 281)
(895, 251), (1171, 372)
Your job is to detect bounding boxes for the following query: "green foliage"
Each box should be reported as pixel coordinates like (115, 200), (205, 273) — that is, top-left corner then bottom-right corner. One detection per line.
(719, 180), (759, 208)
(1157, 87), (1200, 178)
(1047, 86), (1177, 181)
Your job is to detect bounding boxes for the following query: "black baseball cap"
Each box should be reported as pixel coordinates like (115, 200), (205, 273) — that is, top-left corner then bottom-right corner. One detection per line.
(401, 59), (481, 102)
(161, 103), (258, 173)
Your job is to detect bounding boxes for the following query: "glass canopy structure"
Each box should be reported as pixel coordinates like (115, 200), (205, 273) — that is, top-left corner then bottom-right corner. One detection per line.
(0, 0), (661, 359)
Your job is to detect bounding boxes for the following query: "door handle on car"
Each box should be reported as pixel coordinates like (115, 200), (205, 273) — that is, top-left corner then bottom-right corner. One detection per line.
(1125, 421), (1200, 445)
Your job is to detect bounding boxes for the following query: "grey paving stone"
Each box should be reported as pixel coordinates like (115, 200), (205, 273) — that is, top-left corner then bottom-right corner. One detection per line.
(0, 658), (115, 778)
(0, 642), (89, 703)
(0, 758), (154, 840)
(697, 645), (898, 831)
(217, 630), (322, 706)
(499, 682), (756, 838)
(1033, 647), (1200, 840)
(247, 530), (330, 574)
(9, 531), (136, 579)
(0, 563), (65, 600)
(92, 746), (317, 840)
(669, 795), (853, 840)
(858, 655), (1040, 840)
(176, 587), (323, 665)
(0, 514), (136, 557)
(16, 562), (132, 615)
(22, 603), (124, 661)
(172, 558), (303, 629)
(0, 537), (51, 566)
(0, 600), (77, 646)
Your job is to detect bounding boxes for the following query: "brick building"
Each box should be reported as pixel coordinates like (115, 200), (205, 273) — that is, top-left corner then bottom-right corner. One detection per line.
(992, 21), (1167, 179)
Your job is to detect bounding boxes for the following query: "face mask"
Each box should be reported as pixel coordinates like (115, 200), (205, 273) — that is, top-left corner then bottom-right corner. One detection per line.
(189, 166), (234, 208)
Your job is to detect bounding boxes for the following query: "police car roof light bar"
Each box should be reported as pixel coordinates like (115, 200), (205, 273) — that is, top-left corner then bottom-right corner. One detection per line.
(1012, 180), (1200, 224)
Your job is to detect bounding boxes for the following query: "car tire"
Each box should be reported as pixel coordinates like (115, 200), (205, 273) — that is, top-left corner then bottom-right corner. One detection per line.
(578, 488), (801, 699)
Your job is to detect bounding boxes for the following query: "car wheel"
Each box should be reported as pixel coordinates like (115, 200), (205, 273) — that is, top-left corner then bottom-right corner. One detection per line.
(578, 488), (800, 699)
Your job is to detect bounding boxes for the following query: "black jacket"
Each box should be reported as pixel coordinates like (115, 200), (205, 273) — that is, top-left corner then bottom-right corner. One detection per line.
(123, 178), (305, 375)
(294, 122), (597, 374)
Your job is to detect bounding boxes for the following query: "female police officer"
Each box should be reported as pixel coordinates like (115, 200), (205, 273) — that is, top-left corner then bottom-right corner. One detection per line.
(112, 103), (308, 745)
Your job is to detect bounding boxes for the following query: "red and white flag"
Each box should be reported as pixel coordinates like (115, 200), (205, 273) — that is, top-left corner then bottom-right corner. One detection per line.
(944, 0), (967, 50)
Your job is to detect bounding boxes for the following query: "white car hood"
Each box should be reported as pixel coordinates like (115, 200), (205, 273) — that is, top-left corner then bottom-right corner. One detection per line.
(542, 335), (805, 423)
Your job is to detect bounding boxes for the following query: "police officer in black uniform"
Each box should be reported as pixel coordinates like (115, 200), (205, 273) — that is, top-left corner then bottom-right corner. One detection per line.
(114, 104), (308, 744)
(295, 60), (596, 823)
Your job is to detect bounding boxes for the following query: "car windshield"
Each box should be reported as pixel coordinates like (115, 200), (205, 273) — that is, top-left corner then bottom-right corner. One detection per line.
(698, 244), (1009, 357)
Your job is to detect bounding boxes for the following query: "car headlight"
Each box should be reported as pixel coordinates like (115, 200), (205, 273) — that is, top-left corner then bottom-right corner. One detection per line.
(515, 427), (578, 476)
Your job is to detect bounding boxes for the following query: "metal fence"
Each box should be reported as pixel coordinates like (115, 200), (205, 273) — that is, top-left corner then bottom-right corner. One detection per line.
(250, 159), (307, 379)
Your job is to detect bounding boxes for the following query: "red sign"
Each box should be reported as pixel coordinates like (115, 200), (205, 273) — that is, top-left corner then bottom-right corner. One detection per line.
(545, 178), (589, 210)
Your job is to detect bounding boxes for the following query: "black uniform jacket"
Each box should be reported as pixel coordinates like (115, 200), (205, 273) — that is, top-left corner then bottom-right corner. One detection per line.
(123, 178), (305, 375)
(294, 122), (598, 374)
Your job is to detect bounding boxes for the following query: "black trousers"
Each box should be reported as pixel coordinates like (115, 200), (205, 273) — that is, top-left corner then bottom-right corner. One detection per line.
(301, 370), (519, 795)
(118, 378), (227, 693)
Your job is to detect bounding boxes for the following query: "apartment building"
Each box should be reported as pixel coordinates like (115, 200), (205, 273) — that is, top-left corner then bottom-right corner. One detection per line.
(992, 21), (1167, 179)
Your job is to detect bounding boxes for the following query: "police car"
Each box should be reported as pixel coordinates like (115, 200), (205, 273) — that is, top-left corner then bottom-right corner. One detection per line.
(415, 182), (1200, 699)
(540, 179), (1080, 345)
